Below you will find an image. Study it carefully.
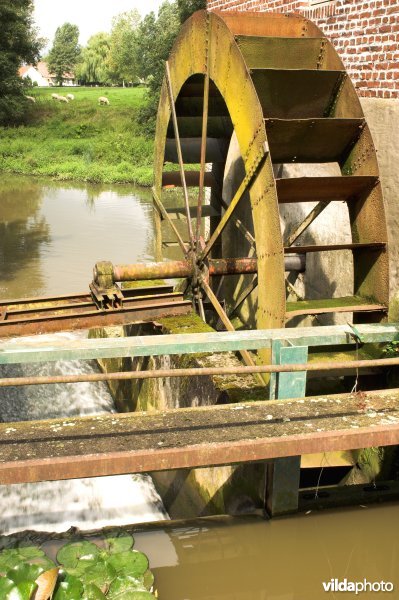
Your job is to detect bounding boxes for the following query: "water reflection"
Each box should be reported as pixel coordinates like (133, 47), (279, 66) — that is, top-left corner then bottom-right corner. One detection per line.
(0, 177), (49, 297)
(0, 175), (155, 299)
(136, 510), (399, 599)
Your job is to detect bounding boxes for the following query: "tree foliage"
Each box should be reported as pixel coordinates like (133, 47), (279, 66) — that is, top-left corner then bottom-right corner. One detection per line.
(48, 23), (81, 86)
(76, 33), (111, 85)
(177, 0), (206, 23)
(107, 10), (140, 84)
(0, 0), (42, 125)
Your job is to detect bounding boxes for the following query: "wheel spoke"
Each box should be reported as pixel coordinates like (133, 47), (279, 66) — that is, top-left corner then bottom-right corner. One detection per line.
(228, 275), (258, 318)
(200, 279), (266, 386)
(285, 200), (331, 247)
(152, 187), (189, 255)
(199, 147), (268, 262)
(196, 70), (210, 244)
(165, 61), (195, 251)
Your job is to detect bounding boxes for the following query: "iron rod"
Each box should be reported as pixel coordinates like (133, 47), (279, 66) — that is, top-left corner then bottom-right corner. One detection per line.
(165, 61), (194, 251)
(196, 67), (210, 243)
(1, 356), (399, 387)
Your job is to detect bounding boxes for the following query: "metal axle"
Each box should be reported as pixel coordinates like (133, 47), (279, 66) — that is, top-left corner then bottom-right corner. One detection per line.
(94, 255), (305, 287)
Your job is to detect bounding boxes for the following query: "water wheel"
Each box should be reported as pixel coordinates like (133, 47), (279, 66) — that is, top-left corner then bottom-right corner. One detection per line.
(153, 9), (388, 356)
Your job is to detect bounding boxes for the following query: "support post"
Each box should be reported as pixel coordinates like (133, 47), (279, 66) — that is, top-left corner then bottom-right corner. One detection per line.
(266, 342), (308, 517)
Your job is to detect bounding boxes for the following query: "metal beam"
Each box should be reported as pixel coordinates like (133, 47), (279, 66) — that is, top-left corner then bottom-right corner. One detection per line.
(1, 323), (398, 364)
(1, 389), (399, 485)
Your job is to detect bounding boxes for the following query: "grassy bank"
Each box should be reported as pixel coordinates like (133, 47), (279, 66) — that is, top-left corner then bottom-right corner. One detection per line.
(0, 87), (156, 186)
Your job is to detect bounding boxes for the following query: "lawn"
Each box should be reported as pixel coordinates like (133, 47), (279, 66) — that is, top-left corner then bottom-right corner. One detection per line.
(0, 87), (156, 186)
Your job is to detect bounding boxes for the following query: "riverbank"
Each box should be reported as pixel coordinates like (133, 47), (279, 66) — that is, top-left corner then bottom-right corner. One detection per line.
(0, 87), (155, 186)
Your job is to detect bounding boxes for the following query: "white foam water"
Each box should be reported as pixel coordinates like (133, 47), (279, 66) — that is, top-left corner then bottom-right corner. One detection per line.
(0, 332), (168, 535)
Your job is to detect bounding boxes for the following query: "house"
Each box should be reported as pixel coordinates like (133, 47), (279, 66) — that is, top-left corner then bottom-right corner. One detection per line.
(18, 62), (76, 87)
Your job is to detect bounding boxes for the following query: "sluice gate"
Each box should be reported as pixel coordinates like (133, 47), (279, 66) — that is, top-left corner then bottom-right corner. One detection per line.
(0, 10), (397, 519)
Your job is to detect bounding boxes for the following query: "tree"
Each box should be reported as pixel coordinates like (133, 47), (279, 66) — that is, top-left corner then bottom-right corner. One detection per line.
(0, 0), (42, 125)
(48, 23), (80, 86)
(77, 33), (111, 85)
(177, 0), (206, 23)
(107, 10), (140, 85)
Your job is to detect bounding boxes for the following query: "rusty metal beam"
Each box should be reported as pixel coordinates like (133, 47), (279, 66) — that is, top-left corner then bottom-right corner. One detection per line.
(0, 291), (191, 338)
(111, 256), (305, 283)
(1, 389), (399, 485)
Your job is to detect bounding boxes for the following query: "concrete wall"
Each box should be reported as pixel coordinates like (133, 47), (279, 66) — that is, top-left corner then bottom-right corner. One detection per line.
(361, 98), (399, 298)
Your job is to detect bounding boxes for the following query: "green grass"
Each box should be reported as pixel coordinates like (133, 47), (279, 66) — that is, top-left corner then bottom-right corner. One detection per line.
(0, 87), (156, 186)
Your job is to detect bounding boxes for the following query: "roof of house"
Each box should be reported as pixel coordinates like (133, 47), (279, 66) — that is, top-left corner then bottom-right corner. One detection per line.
(18, 61), (75, 80)
(18, 65), (30, 77)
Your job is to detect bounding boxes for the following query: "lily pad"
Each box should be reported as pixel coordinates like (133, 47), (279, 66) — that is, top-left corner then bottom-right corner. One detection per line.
(16, 546), (45, 560)
(26, 556), (56, 571)
(104, 532), (134, 554)
(54, 574), (83, 599)
(142, 570), (154, 591)
(7, 563), (43, 584)
(82, 583), (107, 599)
(107, 576), (155, 600)
(81, 560), (116, 589)
(0, 550), (22, 574)
(0, 577), (15, 595)
(5, 581), (38, 600)
(107, 551), (148, 578)
(57, 541), (100, 568)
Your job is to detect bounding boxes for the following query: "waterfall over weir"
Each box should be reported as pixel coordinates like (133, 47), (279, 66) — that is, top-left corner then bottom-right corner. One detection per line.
(0, 331), (168, 535)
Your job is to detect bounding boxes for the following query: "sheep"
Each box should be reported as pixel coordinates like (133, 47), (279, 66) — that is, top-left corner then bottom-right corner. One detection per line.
(98, 96), (110, 106)
(51, 93), (60, 100)
(57, 95), (69, 103)
(66, 93), (75, 101)
(25, 95), (36, 103)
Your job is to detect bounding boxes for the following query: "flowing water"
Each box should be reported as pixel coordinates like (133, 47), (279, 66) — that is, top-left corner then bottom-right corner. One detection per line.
(0, 175), (167, 534)
(0, 175), (398, 598)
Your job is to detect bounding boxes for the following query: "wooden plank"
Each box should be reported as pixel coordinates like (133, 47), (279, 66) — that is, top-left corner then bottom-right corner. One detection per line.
(0, 323), (398, 364)
(1, 389), (399, 485)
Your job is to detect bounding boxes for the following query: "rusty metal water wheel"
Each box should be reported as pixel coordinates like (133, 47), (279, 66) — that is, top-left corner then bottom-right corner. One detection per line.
(151, 9), (389, 370)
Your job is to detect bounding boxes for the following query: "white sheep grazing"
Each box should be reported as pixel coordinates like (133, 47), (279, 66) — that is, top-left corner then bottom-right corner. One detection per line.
(57, 95), (69, 103)
(98, 96), (110, 106)
(51, 93), (60, 100)
(25, 95), (36, 103)
(66, 93), (75, 100)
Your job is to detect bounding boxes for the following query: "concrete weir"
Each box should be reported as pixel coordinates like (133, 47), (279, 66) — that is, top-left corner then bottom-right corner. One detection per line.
(91, 313), (268, 518)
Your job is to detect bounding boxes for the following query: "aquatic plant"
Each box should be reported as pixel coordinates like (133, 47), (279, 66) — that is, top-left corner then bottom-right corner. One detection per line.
(0, 531), (157, 599)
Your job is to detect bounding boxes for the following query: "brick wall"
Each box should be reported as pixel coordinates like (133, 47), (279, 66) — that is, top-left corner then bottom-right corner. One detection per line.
(207, 0), (399, 98)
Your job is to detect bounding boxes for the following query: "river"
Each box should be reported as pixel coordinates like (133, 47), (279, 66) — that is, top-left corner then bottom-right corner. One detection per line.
(0, 175), (167, 533)
(0, 175), (397, 598)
